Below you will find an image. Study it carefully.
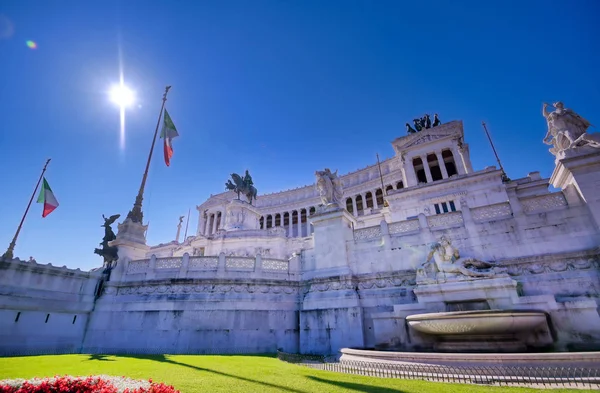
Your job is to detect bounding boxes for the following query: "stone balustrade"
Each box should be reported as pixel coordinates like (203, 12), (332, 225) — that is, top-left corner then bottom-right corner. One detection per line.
(520, 193), (567, 214)
(471, 202), (513, 222)
(125, 253), (295, 279)
(426, 211), (464, 228)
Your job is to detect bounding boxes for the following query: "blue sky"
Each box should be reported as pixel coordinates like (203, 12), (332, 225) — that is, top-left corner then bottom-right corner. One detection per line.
(1, 0), (598, 270)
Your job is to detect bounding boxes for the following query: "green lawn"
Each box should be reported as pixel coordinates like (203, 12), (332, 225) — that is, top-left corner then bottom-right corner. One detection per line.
(0, 354), (589, 393)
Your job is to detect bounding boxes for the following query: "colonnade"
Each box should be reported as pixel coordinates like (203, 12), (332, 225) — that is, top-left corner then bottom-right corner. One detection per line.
(198, 211), (222, 236)
(260, 207), (317, 237)
(408, 148), (462, 185)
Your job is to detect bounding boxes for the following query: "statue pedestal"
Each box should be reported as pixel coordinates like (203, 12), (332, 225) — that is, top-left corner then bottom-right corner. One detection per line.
(305, 207), (356, 280)
(116, 218), (148, 245)
(551, 147), (600, 228)
(223, 199), (261, 231)
(110, 218), (149, 282)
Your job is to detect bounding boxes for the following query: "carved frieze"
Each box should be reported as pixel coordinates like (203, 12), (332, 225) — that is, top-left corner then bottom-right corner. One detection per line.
(188, 256), (219, 270)
(521, 193), (568, 214)
(505, 257), (598, 276)
(354, 226), (382, 241)
(388, 219), (420, 235)
(225, 257), (255, 270)
(471, 202), (513, 222)
(427, 212), (464, 228)
(114, 282), (299, 296)
(156, 257), (182, 269)
(127, 259), (150, 274)
(262, 259), (289, 272)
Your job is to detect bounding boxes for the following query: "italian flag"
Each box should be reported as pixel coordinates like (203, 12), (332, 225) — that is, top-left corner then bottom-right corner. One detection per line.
(160, 108), (179, 166)
(36, 177), (59, 217)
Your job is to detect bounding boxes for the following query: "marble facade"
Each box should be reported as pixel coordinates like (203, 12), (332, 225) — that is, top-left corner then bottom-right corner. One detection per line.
(1, 116), (600, 356)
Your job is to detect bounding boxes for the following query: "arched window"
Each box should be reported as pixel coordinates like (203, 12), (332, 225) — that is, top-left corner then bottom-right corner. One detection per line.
(346, 198), (354, 214)
(365, 192), (373, 208)
(375, 189), (384, 206)
(356, 195), (364, 216)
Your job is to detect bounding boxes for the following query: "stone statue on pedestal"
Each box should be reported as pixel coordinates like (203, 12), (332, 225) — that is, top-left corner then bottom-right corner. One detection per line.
(543, 101), (597, 156)
(418, 236), (506, 281)
(94, 214), (120, 268)
(315, 168), (344, 209)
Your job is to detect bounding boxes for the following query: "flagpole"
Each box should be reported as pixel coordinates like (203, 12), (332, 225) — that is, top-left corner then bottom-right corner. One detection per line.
(376, 153), (389, 207)
(126, 86), (172, 223)
(183, 208), (190, 240)
(2, 159), (51, 261)
(481, 121), (510, 183)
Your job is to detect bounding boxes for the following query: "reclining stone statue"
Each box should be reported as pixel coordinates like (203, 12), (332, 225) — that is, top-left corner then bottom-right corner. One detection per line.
(417, 236), (506, 282)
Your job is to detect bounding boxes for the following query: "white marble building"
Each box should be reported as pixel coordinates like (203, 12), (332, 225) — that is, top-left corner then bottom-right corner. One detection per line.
(1, 107), (600, 356)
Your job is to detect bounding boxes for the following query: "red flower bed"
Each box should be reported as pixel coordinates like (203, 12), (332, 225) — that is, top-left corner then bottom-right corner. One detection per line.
(0, 375), (179, 393)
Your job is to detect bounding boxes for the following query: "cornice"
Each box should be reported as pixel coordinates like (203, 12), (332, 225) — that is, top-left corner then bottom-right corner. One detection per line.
(388, 168), (503, 202)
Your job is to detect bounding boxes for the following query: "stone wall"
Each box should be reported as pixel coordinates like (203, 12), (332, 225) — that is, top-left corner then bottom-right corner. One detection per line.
(0, 259), (100, 355)
(83, 277), (300, 354)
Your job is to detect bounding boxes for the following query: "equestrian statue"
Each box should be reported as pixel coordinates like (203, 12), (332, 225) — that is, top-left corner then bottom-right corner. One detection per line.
(225, 170), (258, 205)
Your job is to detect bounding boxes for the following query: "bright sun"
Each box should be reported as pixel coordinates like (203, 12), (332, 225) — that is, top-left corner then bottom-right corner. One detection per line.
(109, 85), (135, 108)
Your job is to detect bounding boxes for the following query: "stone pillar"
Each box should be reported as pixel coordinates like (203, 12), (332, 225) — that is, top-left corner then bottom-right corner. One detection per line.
(372, 190), (379, 209)
(306, 208), (357, 279)
(287, 212), (293, 237)
(211, 213), (218, 234)
(351, 197), (358, 217)
(404, 156), (418, 187)
(180, 252), (190, 278)
(380, 219), (391, 250)
(453, 147), (467, 175)
(422, 155), (433, 183)
(551, 148), (600, 229)
(300, 208), (364, 355)
(436, 151), (449, 179)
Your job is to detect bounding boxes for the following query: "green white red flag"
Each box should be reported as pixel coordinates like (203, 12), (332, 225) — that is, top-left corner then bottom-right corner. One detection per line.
(36, 177), (59, 217)
(160, 109), (179, 166)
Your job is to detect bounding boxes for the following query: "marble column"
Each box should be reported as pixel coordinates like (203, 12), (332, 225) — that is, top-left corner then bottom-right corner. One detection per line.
(422, 155), (433, 183)
(211, 213), (218, 234)
(452, 147), (466, 175)
(372, 190), (379, 209)
(298, 210), (303, 237)
(436, 151), (449, 179)
(352, 197), (358, 217)
(287, 213), (293, 237)
(405, 157), (418, 187)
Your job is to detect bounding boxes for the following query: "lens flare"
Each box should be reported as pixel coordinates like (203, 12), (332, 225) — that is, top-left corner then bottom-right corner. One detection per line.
(26, 40), (37, 49)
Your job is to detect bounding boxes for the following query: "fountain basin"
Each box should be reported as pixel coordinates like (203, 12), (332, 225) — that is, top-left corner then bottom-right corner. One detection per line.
(407, 309), (547, 336)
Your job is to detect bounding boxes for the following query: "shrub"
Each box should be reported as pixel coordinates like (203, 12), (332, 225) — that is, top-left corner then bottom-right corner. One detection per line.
(0, 375), (179, 393)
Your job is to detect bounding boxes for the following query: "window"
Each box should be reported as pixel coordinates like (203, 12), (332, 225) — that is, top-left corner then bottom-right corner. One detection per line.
(375, 189), (384, 206)
(433, 200), (457, 214)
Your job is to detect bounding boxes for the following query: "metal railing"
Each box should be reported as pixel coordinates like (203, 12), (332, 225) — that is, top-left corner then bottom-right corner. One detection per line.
(277, 351), (600, 389)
